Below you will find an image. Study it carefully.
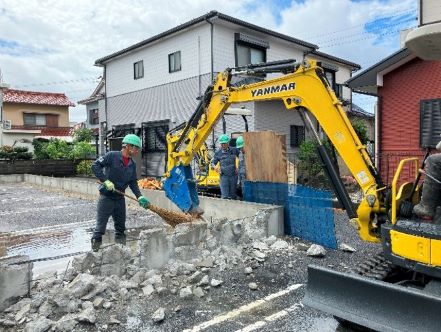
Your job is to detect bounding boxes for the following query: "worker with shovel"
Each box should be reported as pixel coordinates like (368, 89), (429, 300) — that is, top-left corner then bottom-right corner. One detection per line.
(90, 134), (149, 251)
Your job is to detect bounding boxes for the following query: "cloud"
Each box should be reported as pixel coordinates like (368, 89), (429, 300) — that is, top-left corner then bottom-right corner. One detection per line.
(0, 0), (417, 121)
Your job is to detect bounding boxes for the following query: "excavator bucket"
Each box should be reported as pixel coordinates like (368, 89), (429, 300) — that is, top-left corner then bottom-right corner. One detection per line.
(304, 265), (441, 332)
(163, 165), (201, 214)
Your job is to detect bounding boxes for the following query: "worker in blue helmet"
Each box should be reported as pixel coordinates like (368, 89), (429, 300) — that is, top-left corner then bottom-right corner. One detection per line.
(90, 134), (149, 251)
(211, 134), (240, 199)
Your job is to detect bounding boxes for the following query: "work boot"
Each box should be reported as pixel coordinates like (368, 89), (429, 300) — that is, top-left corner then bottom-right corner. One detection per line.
(91, 238), (102, 252)
(115, 234), (126, 246)
(413, 181), (441, 220)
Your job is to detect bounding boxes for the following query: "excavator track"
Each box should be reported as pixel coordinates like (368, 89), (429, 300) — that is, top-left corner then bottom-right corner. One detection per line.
(353, 253), (394, 280)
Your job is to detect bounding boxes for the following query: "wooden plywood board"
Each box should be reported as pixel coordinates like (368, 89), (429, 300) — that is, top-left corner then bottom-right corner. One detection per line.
(243, 131), (288, 183)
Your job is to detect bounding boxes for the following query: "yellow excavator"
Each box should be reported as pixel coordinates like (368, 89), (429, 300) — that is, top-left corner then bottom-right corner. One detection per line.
(162, 58), (441, 331)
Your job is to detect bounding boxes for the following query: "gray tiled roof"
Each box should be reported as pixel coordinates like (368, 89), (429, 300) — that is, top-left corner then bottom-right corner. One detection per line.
(349, 103), (374, 118)
(106, 74), (213, 127)
(311, 50), (361, 70)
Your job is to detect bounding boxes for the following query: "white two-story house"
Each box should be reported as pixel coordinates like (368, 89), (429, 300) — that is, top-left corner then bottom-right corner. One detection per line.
(93, 10), (360, 176)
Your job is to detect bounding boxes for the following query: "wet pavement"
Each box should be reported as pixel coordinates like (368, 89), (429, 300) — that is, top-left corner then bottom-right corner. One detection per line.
(0, 182), (379, 331)
(0, 183), (162, 276)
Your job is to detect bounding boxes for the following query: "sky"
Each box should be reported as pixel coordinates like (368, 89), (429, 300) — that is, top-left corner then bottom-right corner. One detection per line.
(0, 0), (418, 122)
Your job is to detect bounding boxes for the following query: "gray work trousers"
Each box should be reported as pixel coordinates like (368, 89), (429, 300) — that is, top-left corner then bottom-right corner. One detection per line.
(92, 195), (126, 240)
(220, 174), (238, 199)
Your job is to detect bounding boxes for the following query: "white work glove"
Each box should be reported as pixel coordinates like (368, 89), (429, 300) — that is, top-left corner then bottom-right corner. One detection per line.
(103, 180), (115, 191)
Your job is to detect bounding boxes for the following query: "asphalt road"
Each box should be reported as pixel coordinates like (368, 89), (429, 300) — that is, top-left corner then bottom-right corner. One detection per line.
(0, 182), (380, 331)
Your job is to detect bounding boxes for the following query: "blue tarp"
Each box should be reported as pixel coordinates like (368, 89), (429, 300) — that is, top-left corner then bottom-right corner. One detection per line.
(243, 181), (337, 249)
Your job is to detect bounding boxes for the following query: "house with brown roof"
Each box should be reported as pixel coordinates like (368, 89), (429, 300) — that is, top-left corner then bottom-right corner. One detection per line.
(0, 89), (75, 152)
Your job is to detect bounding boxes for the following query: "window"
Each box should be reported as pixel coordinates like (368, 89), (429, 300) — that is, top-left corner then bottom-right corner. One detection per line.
(134, 60), (144, 79)
(236, 44), (266, 67)
(334, 83), (343, 99)
(420, 98), (441, 148)
(168, 51), (181, 73)
(89, 109), (99, 125)
(290, 125), (305, 147)
(234, 33), (268, 67)
(324, 69), (336, 91)
(23, 113), (46, 126)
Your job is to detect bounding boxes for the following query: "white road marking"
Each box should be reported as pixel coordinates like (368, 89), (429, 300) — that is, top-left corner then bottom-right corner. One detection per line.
(235, 303), (304, 332)
(183, 284), (303, 332)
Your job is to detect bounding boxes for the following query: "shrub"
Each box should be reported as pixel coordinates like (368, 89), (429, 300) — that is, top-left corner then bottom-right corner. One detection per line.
(76, 160), (93, 176)
(298, 140), (322, 177)
(45, 139), (72, 159)
(0, 145), (33, 160)
(33, 139), (50, 159)
(351, 119), (369, 145)
(71, 141), (94, 160)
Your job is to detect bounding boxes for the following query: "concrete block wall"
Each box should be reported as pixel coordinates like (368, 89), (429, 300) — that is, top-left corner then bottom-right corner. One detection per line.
(0, 174), (283, 237)
(137, 212), (274, 270)
(0, 174), (24, 183)
(0, 256), (32, 311)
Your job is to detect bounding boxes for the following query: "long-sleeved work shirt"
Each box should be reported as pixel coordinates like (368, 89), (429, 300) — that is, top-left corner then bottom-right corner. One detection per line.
(211, 147), (239, 176)
(92, 151), (142, 199)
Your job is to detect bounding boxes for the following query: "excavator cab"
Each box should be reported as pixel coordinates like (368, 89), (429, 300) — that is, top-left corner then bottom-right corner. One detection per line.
(304, 155), (441, 331)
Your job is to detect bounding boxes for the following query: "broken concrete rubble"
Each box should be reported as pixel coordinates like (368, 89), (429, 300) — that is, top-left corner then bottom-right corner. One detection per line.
(0, 182), (312, 332)
(306, 244), (327, 257)
(339, 243), (356, 252)
(24, 316), (52, 332)
(152, 307), (165, 323)
(0, 232), (317, 331)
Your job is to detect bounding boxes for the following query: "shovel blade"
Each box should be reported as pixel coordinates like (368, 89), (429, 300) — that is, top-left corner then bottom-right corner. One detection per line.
(304, 265), (441, 332)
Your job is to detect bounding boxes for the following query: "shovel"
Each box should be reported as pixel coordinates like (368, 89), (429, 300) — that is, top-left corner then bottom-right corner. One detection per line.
(97, 181), (193, 227)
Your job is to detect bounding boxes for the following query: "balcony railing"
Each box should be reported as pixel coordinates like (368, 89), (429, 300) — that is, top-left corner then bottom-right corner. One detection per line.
(11, 125), (72, 136)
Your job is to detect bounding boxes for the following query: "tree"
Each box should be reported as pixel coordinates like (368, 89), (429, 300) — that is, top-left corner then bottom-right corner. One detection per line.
(351, 118), (369, 145)
(72, 128), (93, 143)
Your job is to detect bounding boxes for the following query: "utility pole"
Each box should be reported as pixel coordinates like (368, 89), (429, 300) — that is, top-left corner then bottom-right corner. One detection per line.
(0, 68), (11, 147)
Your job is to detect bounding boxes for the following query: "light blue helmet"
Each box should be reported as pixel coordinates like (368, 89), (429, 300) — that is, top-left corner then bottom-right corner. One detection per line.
(219, 134), (230, 144)
(236, 136), (244, 148)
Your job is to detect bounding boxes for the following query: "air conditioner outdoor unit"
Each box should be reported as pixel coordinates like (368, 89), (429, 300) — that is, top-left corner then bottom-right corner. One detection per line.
(3, 120), (11, 130)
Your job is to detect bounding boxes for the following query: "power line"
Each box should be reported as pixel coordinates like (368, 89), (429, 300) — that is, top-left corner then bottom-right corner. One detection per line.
(16, 77), (99, 88)
(300, 8), (416, 40)
(314, 17), (416, 45)
(320, 27), (415, 49)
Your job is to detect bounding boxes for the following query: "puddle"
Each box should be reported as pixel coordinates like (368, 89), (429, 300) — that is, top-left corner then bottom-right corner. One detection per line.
(0, 224), (143, 277)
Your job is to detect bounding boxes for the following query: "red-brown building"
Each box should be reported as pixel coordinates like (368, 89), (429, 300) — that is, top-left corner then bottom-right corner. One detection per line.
(347, 48), (441, 184)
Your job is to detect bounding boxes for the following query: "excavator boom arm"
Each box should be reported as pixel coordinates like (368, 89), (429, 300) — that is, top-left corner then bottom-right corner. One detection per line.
(164, 60), (383, 242)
